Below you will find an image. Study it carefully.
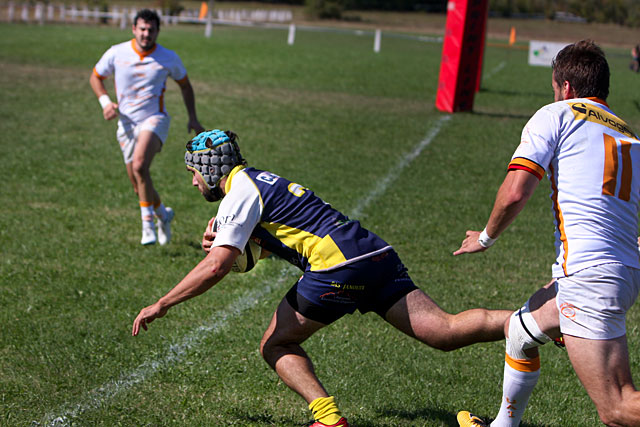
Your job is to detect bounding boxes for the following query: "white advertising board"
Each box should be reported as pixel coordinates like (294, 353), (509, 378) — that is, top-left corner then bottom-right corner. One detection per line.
(529, 40), (570, 67)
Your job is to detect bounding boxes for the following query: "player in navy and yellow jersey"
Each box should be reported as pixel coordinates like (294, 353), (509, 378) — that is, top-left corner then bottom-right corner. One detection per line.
(132, 130), (511, 427)
(455, 40), (640, 427)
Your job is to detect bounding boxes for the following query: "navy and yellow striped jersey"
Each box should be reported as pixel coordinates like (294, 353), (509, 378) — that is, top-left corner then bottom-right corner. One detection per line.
(227, 167), (392, 272)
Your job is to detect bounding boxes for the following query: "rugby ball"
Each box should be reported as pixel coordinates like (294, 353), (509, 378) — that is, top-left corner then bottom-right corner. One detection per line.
(232, 239), (262, 273)
(211, 219), (262, 273)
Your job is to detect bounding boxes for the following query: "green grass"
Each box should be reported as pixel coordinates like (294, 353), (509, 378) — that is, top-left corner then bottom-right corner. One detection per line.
(1, 21), (640, 426)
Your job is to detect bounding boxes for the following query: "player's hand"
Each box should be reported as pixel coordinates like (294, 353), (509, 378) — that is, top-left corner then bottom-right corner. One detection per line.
(202, 216), (217, 253)
(188, 119), (205, 135)
(453, 230), (487, 256)
(132, 302), (168, 336)
(102, 103), (119, 120)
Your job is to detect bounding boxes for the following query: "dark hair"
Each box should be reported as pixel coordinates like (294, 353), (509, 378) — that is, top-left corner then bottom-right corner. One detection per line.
(133, 9), (160, 30)
(224, 130), (239, 143)
(552, 40), (609, 100)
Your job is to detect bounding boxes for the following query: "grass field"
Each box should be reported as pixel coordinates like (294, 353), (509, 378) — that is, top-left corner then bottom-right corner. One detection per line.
(1, 19), (640, 427)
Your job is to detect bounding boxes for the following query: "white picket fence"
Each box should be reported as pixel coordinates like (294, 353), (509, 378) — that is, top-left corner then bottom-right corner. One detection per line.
(2, 2), (293, 28)
(1, 2), (442, 52)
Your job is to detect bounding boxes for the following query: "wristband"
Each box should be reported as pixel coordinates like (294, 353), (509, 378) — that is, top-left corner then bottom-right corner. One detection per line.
(98, 94), (112, 109)
(478, 228), (497, 248)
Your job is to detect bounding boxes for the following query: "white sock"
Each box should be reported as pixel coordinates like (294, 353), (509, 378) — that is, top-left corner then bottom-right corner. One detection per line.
(491, 360), (540, 427)
(140, 204), (155, 229)
(154, 203), (167, 222)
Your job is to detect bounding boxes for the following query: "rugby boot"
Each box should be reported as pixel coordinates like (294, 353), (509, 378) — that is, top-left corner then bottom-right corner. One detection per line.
(457, 411), (487, 427)
(308, 417), (349, 427)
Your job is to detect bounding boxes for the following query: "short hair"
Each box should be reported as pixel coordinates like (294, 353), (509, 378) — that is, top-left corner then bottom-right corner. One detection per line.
(133, 9), (160, 30)
(552, 40), (609, 100)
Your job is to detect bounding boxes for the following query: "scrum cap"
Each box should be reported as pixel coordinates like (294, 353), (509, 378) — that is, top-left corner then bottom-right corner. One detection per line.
(185, 129), (246, 200)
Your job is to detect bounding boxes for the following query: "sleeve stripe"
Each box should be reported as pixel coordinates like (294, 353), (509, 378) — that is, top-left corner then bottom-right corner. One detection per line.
(92, 67), (107, 80)
(508, 157), (545, 180)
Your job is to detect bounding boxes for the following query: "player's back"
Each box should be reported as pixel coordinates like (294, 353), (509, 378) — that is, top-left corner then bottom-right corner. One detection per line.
(547, 98), (640, 275)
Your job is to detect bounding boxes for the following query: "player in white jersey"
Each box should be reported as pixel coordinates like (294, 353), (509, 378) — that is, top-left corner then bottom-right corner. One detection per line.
(89, 9), (204, 245)
(454, 40), (640, 427)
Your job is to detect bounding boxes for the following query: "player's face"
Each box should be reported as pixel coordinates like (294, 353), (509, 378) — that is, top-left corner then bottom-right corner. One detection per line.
(132, 19), (159, 51)
(189, 169), (217, 202)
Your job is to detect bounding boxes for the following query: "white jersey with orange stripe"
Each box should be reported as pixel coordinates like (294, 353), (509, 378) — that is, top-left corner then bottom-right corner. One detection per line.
(508, 97), (640, 277)
(93, 39), (187, 124)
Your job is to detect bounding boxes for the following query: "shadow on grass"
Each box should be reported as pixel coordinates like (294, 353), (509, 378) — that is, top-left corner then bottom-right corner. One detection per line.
(472, 110), (532, 120)
(634, 100), (640, 113)
(229, 408), (300, 425)
(375, 406), (548, 427)
(478, 87), (550, 100)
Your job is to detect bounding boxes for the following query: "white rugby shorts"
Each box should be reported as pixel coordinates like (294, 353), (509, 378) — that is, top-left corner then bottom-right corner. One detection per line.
(556, 263), (640, 340)
(116, 114), (171, 164)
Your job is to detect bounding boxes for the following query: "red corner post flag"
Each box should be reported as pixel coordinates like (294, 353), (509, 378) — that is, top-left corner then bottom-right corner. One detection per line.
(198, 2), (208, 20)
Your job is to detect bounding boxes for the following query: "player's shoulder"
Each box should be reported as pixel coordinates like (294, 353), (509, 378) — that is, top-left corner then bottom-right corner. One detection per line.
(154, 43), (180, 58)
(109, 39), (135, 52)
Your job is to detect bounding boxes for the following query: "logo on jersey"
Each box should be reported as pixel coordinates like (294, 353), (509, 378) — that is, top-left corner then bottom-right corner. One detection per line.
(215, 215), (235, 230)
(570, 102), (636, 139)
(256, 171), (279, 185)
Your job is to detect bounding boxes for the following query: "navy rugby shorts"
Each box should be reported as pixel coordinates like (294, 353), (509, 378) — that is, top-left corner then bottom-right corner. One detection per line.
(285, 249), (418, 324)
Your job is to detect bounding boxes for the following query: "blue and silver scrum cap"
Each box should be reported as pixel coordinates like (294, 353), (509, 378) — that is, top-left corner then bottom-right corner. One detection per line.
(185, 129), (246, 193)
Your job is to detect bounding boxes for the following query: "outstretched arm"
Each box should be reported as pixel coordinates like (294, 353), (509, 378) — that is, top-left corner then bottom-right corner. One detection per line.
(454, 169), (540, 255)
(132, 245), (240, 336)
(176, 76), (205, 134)
(89, 72), (118, 120)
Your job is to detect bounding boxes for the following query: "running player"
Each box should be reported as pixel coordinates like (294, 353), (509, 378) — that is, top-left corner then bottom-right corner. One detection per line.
(132, 129), (511, 427)
(90, 9), (204, 245)
(455, 40), (640, 426)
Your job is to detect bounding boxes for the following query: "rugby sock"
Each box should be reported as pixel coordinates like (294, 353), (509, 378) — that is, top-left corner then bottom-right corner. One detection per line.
(309, 396), (342, 425)
(491, 354), (540, 427)
(154, 201), (168, 222)
(140, 202), (155, 228)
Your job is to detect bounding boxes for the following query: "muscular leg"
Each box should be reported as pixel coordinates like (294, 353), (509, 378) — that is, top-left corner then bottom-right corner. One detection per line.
(260, 298), (329, 403)
(131, 130), (162, 208)
(565, 334), (640, 426)
(384, 289), (511, 351)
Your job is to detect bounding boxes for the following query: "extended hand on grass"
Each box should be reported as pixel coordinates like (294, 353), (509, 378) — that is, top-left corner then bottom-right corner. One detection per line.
(453, 230), (487, 256)
(132, 303), (168, 336)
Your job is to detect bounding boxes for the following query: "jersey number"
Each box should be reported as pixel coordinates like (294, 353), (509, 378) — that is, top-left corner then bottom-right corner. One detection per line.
(602, 134), (633, 201)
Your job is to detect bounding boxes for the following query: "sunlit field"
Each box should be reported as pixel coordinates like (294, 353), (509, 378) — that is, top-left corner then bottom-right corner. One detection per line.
(1, 20), (639, 426)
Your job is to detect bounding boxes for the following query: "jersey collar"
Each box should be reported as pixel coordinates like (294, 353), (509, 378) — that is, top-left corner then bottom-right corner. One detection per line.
(131, 39), (157, 61)
(585, 97), (608, 107)
(224, 165), (247, 195)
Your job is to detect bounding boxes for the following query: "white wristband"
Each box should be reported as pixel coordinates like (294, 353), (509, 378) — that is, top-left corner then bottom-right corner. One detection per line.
(478, 228), (497, 248)
(98, 94), (112, 109)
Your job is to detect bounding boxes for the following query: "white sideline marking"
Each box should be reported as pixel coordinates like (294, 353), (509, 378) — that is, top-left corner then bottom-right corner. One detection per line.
(349, 115), (451, 219)
(42, 116), (449, 426)
(484, 61), (506, 82)
(41, 267), (296, 427)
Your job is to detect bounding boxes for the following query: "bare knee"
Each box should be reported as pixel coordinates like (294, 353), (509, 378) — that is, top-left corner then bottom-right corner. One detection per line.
(596, 404), (623, 426)
(131, 158), (148, 181)
(595, 392), (640, 426)
(413, 315), (462, 352)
